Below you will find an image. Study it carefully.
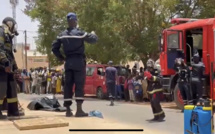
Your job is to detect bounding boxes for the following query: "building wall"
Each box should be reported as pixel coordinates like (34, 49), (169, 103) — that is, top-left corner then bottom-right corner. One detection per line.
(14, 47), (25, 69)
(27, 56), (49, 70)
(14, 47), (48, 71)
(126, 60), (144, 71)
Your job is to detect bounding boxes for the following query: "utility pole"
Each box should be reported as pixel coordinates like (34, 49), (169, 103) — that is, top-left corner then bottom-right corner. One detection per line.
(10, 0), (18, 51)
(22, 43), (24, 69)
(24, 30), (27, 70)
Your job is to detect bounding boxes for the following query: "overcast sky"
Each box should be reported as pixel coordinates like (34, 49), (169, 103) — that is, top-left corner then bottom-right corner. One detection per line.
(0, 0), (39, 50)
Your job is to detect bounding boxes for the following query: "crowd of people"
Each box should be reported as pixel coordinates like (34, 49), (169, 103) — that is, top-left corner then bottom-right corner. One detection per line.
(15, 64), (157, 103)
(15, 63), (163, 104)
(15, 67), (65, 95)
(114, 65), (153, 103)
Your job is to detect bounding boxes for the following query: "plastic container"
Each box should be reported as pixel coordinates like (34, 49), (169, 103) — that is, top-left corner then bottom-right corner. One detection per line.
(184, 105), (214, 134)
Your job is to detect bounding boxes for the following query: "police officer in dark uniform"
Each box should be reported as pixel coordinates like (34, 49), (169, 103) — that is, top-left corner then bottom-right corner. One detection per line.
(174, 58), (191, 111)
(52, 12), (98, 117)
(105, 61), (118, 106)
(191, 53), (205, 105)
(144, 59), (165, 122)
(0, 17), (23, 119)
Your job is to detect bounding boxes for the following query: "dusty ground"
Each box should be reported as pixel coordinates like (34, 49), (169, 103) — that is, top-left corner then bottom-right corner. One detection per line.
(0, 94), (184, 134)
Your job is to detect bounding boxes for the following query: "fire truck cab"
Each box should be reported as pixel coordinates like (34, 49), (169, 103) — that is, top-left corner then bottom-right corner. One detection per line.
(159, 18), (215, 109)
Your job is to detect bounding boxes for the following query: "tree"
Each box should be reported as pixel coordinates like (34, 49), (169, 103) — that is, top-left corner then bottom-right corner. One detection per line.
(74, 0), (136, 64)
(24, 0), (215, 66)
(24, 0), (135, 66)
(24, 0), (68, 66)
(116, 0), (176, 62)
(197, 0), (215, 18)
(74, 0), (170, 63)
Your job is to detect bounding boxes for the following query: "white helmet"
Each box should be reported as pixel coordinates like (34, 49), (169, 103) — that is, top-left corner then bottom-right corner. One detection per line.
(146, 59), (155, 68)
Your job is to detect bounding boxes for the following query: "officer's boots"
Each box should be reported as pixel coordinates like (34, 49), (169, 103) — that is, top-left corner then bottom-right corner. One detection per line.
(148, 116), (159, 121)
(7, 103), (25, 117)
(75, 101), (88, 117)
(157, 113), (165, 122)
(18, 102), (25, 116)
(17, 109), (25, 116)
(0, 111), (7, 119)
(0, 106), (7, 120)
(65, 106), (73, 117)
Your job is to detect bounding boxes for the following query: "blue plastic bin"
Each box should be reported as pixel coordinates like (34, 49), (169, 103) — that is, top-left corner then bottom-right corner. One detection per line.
(184, 105), (214, 134)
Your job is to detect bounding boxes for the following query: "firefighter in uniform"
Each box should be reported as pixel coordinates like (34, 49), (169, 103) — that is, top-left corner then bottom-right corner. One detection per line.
(174, 58), (191, 112)
(144, 59), (165, 121)
(52, 12), (98, 117)
(0, 17), (22, 119)
(191, 52), (205, 105)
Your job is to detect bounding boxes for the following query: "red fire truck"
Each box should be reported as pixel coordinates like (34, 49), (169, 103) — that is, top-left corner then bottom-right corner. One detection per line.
(159, 18), (215, 109)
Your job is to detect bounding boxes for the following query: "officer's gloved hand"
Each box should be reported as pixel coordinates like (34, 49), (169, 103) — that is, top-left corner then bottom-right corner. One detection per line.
(144, 71), (152, 80)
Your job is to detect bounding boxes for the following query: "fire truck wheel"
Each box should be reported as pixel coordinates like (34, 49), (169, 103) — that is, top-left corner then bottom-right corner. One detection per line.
(174, 83), (184, 110)
(97, 87), (104, 99)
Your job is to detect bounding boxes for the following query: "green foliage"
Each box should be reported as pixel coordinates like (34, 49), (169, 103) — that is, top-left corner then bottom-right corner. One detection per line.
(24, 0), (215, 66)
(24, 0), (135, 66)
(76, 0), (135, 64)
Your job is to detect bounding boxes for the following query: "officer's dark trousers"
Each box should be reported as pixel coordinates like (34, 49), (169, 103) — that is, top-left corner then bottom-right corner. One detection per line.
(149, 92), (164, 118)
(191, 80), (203, 104)
(0, 72), (19, 115)
(178, 82), (191, 105)
(106, 82), (116, 99)
(63, 69), (85, 107)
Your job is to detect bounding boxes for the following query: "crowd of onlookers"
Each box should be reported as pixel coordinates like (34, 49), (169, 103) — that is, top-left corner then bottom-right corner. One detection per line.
(15, 63), (163, 103)
(15, 67), (65, 95)
(114, 65), (151, 102)
(115, 63), (165, 102)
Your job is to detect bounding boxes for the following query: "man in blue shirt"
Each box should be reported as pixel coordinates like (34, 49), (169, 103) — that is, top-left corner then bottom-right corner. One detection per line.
(105, 61), (118, 106)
